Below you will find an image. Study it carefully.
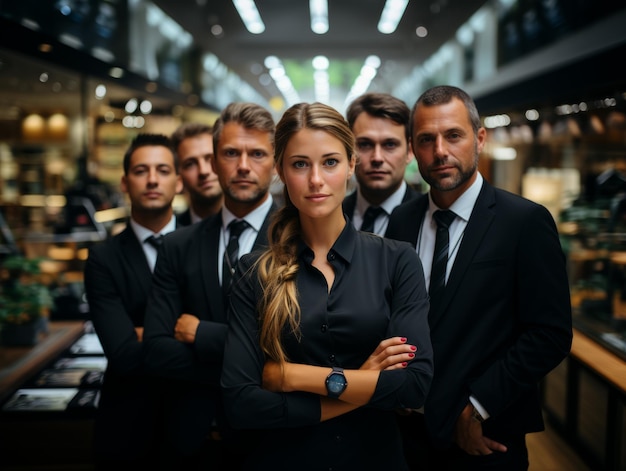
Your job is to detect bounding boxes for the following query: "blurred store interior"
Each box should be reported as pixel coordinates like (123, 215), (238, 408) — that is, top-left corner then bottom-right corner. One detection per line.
(0, 0), (626, 469)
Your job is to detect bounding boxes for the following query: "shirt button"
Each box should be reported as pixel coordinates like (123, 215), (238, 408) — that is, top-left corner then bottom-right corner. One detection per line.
(335, 435), (342, 442)
(328, 252), (335, 261)
(329, 354), (335, 363)
(321, 324), (328, 333)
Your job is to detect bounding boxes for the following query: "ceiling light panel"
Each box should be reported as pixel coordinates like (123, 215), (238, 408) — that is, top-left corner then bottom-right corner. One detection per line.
(232, 0), (265, 34)
(378, 0), (409, 34)
(310, 0), (329, 34)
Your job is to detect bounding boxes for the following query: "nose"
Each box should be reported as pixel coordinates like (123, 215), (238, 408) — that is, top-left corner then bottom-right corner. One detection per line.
(199, 157), (214, 175)
(434, 135), (446, 157)
(237, 153), (251, 173)
(371, 144), (384, 163)
(309, 164), (323, 187)
(147, 168), (159, 185)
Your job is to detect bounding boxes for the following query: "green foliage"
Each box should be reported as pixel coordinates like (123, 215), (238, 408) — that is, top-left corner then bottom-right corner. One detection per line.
(0, 255), (53, 325)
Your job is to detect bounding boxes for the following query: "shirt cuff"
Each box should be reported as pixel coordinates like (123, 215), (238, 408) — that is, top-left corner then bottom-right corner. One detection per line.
(469, 395), (490, 420)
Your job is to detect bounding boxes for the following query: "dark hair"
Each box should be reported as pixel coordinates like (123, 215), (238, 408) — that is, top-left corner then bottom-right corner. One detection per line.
(122, 134), (177, 175)
(170, 122), (213, 153)
(410, 85), (481, 135)
(212, 102), (275, 154)
(346, 92), (411, 141)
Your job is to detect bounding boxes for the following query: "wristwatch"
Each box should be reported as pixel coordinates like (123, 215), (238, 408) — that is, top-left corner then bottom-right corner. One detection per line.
(325, 366), (348, 399)
(471, 406), (485, 423)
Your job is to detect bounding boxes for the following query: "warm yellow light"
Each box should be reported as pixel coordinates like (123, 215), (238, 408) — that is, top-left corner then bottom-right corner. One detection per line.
(47, 113), (69, 139)
(22, 114), (45, 140)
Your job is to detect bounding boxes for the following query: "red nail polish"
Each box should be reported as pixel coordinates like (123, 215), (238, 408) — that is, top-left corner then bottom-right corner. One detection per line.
(401, 337), (407, 342)
(408, 353), (415, 358)
(410, 345), (417, 351)
(401, 362), (407, 367)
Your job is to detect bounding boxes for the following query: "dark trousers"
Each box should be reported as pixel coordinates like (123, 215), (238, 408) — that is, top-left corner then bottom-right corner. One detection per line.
(398, 412), (529, 471)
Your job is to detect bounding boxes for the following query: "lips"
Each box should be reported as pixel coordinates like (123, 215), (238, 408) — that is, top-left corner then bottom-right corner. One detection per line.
(306, 194), (329, 202)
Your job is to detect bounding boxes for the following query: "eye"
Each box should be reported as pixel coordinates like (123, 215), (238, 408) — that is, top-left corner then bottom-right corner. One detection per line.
(292, 160), (308, 169)
(182, 160), (197, 170)
(357, 141), (373, 151)
(324, 158), (339, 167)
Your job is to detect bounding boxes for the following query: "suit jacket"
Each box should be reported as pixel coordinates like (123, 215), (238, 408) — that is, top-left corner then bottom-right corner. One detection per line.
(343, 183), (420, 235)
(176, 208), (192, 226)
(84, 224), (173, 463)
(386, 181), (572, 448)
(143, 204), (277, 455)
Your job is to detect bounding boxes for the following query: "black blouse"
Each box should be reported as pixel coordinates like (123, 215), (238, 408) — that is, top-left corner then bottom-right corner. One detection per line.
(221, 222), (433, 470)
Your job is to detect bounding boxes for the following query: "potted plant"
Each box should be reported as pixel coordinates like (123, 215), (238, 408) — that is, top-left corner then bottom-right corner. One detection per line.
(0, 255), (54, 346)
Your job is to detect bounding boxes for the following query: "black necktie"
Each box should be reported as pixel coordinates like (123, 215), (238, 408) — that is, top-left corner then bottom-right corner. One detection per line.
(360, 206), (384, 233)
(429, 210), (456, 313)
(222, 220), (250, 295)
(145, 235), (163, 249)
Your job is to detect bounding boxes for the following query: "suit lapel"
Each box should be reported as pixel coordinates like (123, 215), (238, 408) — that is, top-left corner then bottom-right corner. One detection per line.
(201, 215), (224, 321)
(432, 183), (496, 324)
(118, 227), (153, 294)
(342, 193), (357, 222)
(253, 203), (277, 250)
(407, 197), (428, 246)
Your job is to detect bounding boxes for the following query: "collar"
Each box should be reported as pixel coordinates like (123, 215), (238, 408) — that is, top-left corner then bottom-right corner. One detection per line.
(297, 219), (357, 265)
(189, 207), (203, 224)
(356, 180), (407, 216)
(221, 194), (274, 232)
(130, 215), (177, 242)
(427, 172), (483, 222)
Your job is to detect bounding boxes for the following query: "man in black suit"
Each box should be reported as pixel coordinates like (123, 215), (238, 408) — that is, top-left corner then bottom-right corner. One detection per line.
(84, 134), (183, 469)
(143, 102), (277, 470)
(171, 122), (223, 225)
(343, 92), (420, 236)
(386, 85), (572, 471)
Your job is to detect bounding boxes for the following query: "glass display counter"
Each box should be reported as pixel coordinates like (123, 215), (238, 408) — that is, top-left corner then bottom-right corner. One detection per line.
(560, 203), (626, 362)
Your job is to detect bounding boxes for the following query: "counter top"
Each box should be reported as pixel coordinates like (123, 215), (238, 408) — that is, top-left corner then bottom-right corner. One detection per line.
(0, 321), (86, 404)
(571, 327), (626, 394)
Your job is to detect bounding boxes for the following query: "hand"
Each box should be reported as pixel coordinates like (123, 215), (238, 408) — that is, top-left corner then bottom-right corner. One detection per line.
(360, 336), (417, 371)
(134, 327), (144, 342)
(262, 360), (285, 392)
(454, 404), (507, 456)
(174, 314), (200, 343)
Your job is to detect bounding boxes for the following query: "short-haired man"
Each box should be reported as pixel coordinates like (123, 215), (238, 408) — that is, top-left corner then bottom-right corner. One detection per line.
(143, 102), (277, 469)
(386, 85), (572, 470)
(171, 122), (223, 224)
(343, 92), (420, 236)
(84, 133), (182, 469)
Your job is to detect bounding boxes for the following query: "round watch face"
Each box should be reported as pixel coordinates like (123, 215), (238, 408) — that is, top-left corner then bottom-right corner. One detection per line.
(327, 373), (347, 394)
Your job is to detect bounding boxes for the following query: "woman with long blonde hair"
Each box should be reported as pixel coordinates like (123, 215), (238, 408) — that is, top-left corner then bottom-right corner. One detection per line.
(221, 102), (433, 470)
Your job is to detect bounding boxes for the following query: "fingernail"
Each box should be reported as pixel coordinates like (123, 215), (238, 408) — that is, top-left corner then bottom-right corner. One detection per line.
(400, 337), (407, 342)
(408, 353), (415, 358)
(410, 345), (417, 351)
(401, 362), (408, 367)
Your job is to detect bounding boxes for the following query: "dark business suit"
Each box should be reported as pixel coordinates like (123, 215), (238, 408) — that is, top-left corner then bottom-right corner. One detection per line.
(386, 181), (572, 470)
(143, 204), (276, 468)
(176, 208), (192, 226)
(343, 183), (419, 235)
(84, 224), (176, 468)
